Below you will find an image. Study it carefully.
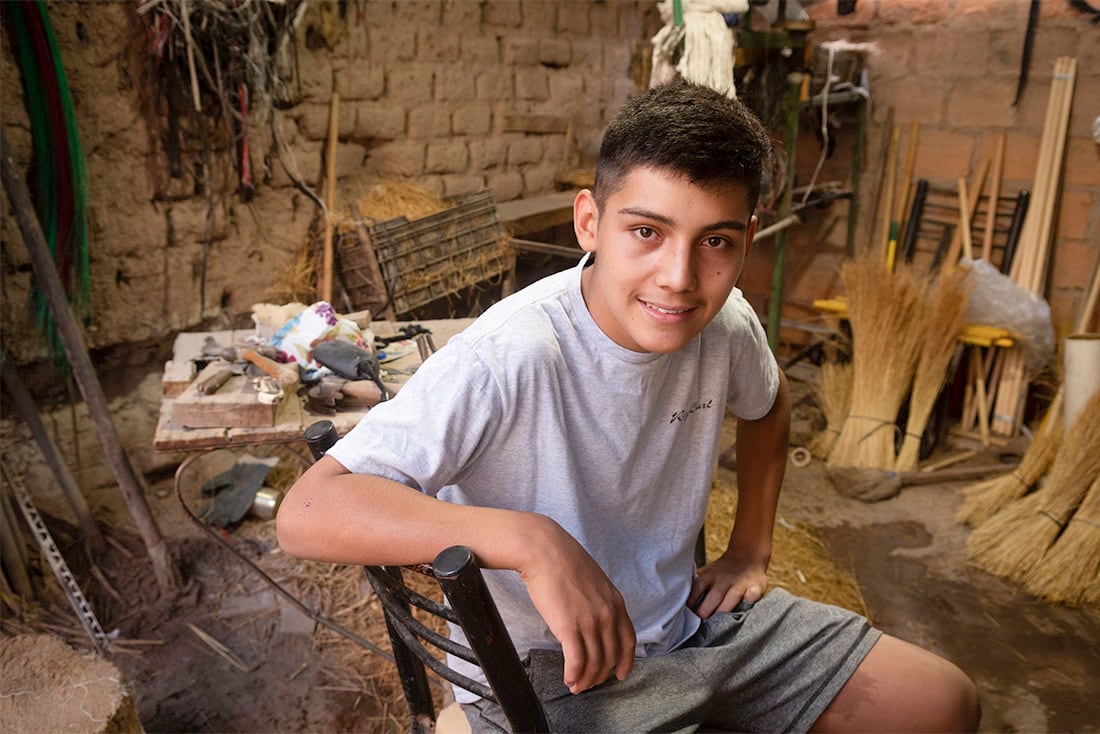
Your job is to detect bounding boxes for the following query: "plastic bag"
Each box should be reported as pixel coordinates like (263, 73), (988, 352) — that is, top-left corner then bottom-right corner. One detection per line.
(961, 258), (1054, 369)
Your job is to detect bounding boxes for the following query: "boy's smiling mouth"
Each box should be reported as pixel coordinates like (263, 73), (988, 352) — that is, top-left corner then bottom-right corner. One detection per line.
(641, 300), (696, 317)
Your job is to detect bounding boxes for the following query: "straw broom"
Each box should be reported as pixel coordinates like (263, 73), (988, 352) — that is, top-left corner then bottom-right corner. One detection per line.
(829, 255), (926, 469)
(955, 396), (1063, 527)
(895, 268), (972, 471)
(967, 391), (1100, 582)
(809, 360), (853, 460)
(1022, 474), (1100, 605)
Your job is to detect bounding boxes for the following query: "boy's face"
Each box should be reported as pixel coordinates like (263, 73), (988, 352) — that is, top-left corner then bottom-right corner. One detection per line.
(574, 166), (756, 354)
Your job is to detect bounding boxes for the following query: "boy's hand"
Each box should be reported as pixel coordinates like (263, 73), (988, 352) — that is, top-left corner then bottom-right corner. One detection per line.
(688, 551), (768, 619)
(518, 518), (636, 695)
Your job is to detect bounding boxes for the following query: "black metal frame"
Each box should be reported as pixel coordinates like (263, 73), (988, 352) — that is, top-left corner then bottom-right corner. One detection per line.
(305, 420), (549, 733)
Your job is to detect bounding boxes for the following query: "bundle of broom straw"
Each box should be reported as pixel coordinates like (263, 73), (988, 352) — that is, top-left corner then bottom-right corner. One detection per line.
(809, 360), (852, 460)
(954, 397), (1063, 527)
(1023, 474), (1100, 604)
(894, 268), (972, 471)
(828, 255), (926, 469)
(966, 390), (1100, 584)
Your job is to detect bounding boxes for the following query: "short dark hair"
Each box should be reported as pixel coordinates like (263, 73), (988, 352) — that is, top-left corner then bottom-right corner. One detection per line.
(593, 82), (778, 213)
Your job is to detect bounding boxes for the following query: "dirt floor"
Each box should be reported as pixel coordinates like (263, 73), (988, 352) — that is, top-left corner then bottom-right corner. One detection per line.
(3, 367), (1099, 733)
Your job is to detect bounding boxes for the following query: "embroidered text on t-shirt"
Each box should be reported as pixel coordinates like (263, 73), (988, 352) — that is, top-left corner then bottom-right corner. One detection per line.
(670, 398), (714, 424)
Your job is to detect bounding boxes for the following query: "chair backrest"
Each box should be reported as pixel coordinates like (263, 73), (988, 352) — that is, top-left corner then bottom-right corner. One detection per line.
(304, 420), (550, 734)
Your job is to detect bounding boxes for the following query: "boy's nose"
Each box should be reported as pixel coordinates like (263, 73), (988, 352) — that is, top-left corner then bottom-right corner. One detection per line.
(655, 240), (697, 292)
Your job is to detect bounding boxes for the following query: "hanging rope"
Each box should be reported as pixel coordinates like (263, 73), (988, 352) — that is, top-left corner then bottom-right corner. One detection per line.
(651, 0), (748, 98)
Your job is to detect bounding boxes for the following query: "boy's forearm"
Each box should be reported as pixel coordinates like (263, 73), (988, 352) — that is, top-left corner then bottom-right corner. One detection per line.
(276, 455), (549, 573)
(728, 370), (790, 564)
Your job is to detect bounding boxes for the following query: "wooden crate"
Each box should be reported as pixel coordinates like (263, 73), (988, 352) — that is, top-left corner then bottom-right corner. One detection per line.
(336, 190), (511, 317)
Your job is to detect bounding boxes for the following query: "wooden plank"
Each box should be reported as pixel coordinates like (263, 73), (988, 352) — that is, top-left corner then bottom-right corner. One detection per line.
(171, 364), (280, 429)
(162, 360), (195, 398)
(497, 192), (577, 235)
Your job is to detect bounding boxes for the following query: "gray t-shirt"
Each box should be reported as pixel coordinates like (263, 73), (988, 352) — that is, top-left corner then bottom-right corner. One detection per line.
(329, 255), (779, 701)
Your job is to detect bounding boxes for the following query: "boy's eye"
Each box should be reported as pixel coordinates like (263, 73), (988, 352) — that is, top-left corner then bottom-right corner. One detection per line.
(633, 226), (658, 240)
(702, 236), (730, 249)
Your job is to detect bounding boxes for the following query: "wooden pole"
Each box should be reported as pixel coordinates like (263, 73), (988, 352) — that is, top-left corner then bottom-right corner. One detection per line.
(1, 130), (179, 594)
(878, 123), (900, 259)
(0, 482), (35, 601)
(944, 158), (990, 265)
(1, 360), (106, 555)
(320, 93), (340, 304)
(981, 134), (1005, 261)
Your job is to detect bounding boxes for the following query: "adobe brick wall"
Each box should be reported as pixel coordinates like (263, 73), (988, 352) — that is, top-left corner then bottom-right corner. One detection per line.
(744, 0), (1099, 344)
(0, 0), (653, 509)
(1, 0), (652, 364)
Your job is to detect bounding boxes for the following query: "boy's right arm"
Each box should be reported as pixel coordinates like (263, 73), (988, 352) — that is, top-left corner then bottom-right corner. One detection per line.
(276, 455), (636, 693)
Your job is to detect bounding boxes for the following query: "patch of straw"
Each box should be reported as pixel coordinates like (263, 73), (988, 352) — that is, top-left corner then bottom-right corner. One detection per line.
(895, 269), (971, 471)
(355, 181), (450, 223)
(706, 472), (869, 618)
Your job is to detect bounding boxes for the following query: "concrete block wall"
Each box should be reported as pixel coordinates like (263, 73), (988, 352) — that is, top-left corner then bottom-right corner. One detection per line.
(741, 0), (1099, 344)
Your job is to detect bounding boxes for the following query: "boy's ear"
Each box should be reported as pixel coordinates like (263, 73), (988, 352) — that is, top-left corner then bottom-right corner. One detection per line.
(573, 189), (599, 253)
(745, 214), (758, 255)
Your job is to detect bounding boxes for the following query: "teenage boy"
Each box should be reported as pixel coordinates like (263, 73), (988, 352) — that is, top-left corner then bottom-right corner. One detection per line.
(278, 82), (980, 732)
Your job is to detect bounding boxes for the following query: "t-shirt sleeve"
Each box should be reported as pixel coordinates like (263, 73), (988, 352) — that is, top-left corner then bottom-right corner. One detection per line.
(326, 337), (502, 495)
(724, 296), (780, 421)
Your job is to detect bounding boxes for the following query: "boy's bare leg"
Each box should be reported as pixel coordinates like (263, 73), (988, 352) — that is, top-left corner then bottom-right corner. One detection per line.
(812, 634), (980, 732)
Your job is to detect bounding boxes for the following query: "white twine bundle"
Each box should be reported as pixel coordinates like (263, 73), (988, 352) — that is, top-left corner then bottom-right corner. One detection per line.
(651, 0), (748, 98)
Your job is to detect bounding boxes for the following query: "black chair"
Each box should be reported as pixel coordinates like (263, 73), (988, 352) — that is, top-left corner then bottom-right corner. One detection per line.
(304, 420), (550, 734)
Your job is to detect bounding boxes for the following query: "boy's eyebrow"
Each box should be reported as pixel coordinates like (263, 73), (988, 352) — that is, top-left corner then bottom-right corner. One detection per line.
(617, 206), (747, 231)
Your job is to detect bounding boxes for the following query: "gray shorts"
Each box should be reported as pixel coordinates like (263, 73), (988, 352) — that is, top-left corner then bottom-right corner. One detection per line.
(462, 588), (881, 733)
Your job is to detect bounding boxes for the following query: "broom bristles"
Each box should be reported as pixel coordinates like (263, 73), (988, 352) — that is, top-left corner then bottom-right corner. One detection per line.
(895, 269), (971, 471)
(955, 406), (1063, 527)
(829, 256), (927, 470)
(809, 361), (852, 460)
(1022, 474), (1100, 604)
(967, 392), (1100, 581)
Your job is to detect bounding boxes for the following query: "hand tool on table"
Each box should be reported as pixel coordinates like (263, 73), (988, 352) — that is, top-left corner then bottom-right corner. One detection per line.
(313, 339), (389, 402)
(193, 359), (245, 395)
(221, 346), (299, 388)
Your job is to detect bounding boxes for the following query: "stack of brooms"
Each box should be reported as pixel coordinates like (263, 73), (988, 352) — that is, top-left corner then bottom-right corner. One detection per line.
(816, 252), (975, 501)
(956, 252), (1100, 606)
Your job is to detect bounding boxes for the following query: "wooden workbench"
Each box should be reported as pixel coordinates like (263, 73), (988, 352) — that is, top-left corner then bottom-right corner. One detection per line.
(154, 318), (475, 452)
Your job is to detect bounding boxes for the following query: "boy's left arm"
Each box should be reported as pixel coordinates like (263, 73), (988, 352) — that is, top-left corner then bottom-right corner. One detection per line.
(689, 370), (790, 618)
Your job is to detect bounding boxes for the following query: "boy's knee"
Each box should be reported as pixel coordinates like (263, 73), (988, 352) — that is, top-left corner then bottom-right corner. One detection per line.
(942, 663), (981, 732)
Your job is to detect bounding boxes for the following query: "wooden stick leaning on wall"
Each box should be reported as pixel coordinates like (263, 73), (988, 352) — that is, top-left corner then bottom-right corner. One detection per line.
(991, 56), (1077, 436)
(319, 93), (340, 304)
(943, 158), (990, 267)
(863, 106), (894, 255)
(959, 178), (992, 446)
(981, 134), (1006, 262)
(878, 123), (900, 260)
(0, 129), (180, 594)
(888, 120), (920, 271)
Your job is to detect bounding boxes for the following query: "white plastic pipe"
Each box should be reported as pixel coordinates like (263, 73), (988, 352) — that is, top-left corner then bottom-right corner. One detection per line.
(1064, 332), (1100, 432)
